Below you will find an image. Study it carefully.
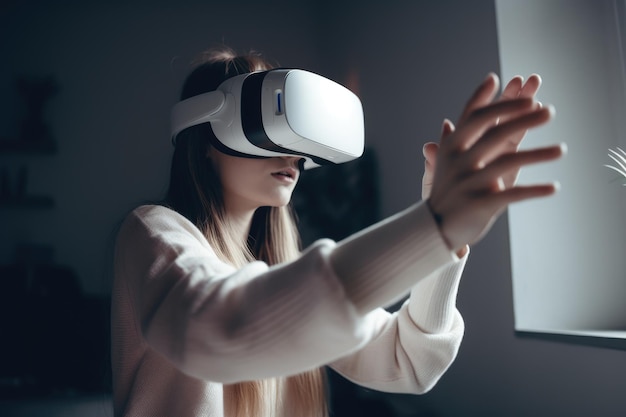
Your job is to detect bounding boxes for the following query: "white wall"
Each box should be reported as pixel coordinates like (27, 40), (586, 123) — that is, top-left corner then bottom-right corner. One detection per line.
(497, 0), (626, 333)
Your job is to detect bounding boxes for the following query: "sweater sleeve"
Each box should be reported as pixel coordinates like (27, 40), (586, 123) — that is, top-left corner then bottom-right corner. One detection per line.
(114, 202), (463, 385)
(327, 200), (468, 394)
(328, 256), (466, 394)
(329, 199), (460, 314)
(115, 205), (376, 384)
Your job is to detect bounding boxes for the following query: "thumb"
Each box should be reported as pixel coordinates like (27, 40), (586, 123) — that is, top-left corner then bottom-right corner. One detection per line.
(423, 141), (439, 162)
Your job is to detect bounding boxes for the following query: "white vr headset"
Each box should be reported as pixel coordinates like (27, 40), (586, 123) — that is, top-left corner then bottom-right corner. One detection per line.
(171, 68), (365, 169)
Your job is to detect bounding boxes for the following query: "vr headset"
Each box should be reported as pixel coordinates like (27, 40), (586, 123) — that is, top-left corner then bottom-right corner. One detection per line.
(171, 69), (365, 169)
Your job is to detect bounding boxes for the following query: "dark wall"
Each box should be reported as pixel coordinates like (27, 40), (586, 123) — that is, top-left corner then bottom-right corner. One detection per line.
(0, 0), (325, 404)
(0, 0), (324, 295)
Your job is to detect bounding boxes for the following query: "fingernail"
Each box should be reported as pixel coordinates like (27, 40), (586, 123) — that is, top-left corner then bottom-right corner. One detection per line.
(559, 142), (568, 155)
(553, 181), (561, 191)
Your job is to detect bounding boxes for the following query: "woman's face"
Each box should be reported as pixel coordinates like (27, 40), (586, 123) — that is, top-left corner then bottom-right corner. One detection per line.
(208, 148), (302, 214)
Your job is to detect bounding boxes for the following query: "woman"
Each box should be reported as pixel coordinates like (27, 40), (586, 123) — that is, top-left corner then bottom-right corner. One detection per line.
(111, 47), (563, 417)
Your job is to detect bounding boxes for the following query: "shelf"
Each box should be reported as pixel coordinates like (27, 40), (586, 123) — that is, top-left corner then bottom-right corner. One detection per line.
(516, 330), (626, 351)
(0, 140), (56, 154)
(0, 195), (54, 209)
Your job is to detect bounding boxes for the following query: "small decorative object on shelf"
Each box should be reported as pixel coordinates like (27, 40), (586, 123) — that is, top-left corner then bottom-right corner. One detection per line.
(0, 164), (53, 208)
(0, 74), (57, 208)
(605, 147), (626, 185)
(0, 75), (58, 154)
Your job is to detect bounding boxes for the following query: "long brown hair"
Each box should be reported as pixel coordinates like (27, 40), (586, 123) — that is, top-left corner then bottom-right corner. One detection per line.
(165, 46), (327, 417)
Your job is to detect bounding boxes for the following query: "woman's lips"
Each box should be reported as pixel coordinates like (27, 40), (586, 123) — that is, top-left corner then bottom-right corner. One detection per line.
(271, 168), (298, 183)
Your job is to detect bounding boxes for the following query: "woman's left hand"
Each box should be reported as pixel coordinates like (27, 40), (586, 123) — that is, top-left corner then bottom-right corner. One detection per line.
(420, 74), (543, 201)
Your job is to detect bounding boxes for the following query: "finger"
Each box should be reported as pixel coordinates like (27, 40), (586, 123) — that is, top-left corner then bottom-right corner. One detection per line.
(466, 105), (555, 168)
(423, 159), (434, 188)
(438, 119), (456, 147)
(458, 73), (501, 122)
(497, 98), (544, 152)
(422, 143), (437, 198)
(480, 183), (559, 211)
(447, 97), (536, 151)
(424, 157), (434, 173)
(423, 150), (436, 176)
(496, 74), (542, 132)
(442, 118), (455, 139)
(422, 149), (437, 199)
(519, 74), (542, 98)
(464, 143), (565, 190)
(500, 75), (524, 100)
(423, 142), (439, 162)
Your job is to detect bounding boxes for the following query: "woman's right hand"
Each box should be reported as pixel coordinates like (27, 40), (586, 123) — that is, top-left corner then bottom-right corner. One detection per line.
(426, 73), (565, 253)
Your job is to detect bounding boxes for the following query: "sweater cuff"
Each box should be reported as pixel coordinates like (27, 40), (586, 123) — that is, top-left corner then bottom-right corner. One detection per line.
(407, 251), (467, 334)
(330, 201), (458, 315)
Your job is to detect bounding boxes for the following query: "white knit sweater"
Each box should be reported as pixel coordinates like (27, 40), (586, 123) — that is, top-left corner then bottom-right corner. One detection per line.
(111, 202), (467, 417)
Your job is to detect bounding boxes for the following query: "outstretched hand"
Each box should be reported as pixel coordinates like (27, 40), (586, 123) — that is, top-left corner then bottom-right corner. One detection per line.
(422, 73), (565, 252)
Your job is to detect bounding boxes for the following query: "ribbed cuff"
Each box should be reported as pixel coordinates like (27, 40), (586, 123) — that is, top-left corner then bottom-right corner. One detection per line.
(407, 252), (467, 334)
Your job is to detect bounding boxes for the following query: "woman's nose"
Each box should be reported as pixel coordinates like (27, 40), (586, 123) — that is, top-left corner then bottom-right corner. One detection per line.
(280, 155), (306, 171)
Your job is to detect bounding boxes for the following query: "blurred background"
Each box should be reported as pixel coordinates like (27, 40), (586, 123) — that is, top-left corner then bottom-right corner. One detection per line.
(0, 0), (625, 416)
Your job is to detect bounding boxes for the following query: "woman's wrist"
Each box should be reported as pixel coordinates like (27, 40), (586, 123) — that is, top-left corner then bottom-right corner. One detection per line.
(426, 199), (469, 258)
